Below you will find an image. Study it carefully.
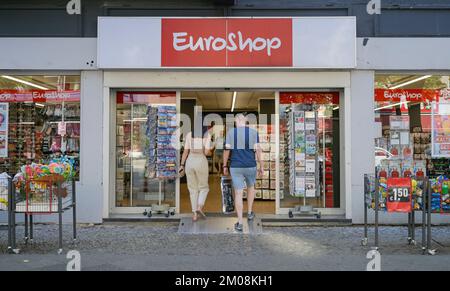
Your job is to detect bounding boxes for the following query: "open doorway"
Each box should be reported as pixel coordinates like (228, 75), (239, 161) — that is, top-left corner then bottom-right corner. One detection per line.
(180, 90), (276, 214)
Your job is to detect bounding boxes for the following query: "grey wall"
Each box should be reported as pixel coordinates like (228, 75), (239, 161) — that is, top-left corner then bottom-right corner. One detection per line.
(357, 37), (450, 70)
(1, 0), (450, 37)
(350, 70), (375, 224)
(76, 70), (104, 223)
(0, 38), (97, 70)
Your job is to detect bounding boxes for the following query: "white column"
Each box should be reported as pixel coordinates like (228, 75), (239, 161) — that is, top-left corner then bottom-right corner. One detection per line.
(77, 70), (104, 223)
(342, 87), (352, 219)
(350, 70), (375, 224)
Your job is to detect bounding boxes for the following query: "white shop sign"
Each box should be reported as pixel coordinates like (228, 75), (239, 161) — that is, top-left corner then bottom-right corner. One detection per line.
(97, 17), (356, 69)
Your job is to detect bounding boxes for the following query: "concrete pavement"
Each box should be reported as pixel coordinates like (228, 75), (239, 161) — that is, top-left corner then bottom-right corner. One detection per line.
(0, 222), (449, 271)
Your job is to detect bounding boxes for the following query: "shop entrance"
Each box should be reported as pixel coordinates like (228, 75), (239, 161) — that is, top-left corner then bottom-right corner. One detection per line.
(180, 91), (276, 214)
(110, 89), (342, 217)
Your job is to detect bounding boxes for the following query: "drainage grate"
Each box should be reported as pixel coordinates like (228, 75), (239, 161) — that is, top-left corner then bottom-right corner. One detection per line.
(178, 217), (263, 234)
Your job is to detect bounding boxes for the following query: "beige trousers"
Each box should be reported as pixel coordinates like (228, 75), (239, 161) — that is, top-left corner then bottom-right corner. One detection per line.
(185, 153), (209, 213)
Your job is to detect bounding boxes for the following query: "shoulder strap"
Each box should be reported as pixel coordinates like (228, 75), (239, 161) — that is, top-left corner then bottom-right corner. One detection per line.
(245, 127), (249, 150)
(231, 128), (235, 150)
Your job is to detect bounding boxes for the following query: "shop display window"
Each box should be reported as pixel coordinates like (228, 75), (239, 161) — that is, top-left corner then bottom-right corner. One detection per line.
(0, 75), (81, 179)
(115, 92), (177, 207)
(374, 74), (450, 178)
(279, 92), (340, 209)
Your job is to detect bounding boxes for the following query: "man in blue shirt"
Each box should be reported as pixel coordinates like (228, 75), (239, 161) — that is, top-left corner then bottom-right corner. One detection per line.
(223, 113), (263, 232)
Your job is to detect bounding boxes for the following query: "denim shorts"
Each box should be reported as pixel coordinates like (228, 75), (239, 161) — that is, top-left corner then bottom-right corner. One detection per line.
(230, 167), (257, 190)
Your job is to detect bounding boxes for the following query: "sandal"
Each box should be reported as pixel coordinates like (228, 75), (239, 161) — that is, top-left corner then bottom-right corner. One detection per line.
(196, 210), (206, 219)
(192, 212), (198, 222)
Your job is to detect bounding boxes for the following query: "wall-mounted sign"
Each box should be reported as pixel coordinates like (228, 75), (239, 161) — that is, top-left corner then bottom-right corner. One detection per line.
(374, 89), (441, 114)
(0, 90), (80, 102)
(374, 89), (440, 103)
(97, 17), (356, 69)
(162, 18), (292, 67)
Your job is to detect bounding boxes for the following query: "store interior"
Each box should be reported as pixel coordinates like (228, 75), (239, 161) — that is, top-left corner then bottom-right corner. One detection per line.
(180, 91), (276, 214)
(374, 74), (450, 180)
(0, 75), (81, 178)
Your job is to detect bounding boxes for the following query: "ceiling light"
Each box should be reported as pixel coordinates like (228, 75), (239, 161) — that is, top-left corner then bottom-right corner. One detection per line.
(333, 106), (339, 110)
(231, 91), (237, 112)
(389, 75), (432, 89)
(1, 75), (49, 90)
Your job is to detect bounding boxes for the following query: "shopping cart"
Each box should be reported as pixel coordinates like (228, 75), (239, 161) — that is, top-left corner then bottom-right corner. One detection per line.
(9, 174), (77, 254)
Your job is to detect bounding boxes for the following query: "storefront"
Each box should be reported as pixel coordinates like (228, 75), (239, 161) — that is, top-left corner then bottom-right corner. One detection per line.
(0, 15), (449, 224)
(98, 17), (355, 218)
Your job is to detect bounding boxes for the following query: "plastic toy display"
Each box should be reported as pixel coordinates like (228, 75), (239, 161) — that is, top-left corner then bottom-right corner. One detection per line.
(6, 160), (77, 254)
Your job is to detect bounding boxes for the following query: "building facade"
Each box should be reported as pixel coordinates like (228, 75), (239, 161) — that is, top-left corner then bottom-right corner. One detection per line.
(0, 0), (449, 224)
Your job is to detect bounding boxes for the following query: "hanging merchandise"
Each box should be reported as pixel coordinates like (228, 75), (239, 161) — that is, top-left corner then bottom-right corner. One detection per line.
(412, 177), (425, 211)
(156, 105), (177, 178)
(141, 103), (177, 218)
(286, 104), (319, 198)
(376, 176), (388, 210)
(429, 176), (450, 213)
(389, 116), (413, 160)
(145, 106), (157, 179)
(144, 105), (178, 179)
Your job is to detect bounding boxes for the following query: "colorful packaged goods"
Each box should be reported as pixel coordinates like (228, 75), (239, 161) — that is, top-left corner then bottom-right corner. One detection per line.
(144, 105), (178, 179)
(12, 156), (75, 192)
(428, 176), (449, 213)
(411, 178), (425, 210)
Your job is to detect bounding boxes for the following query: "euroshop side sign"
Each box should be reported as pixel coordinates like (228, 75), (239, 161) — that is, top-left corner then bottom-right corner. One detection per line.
(97, 17), (356, 69)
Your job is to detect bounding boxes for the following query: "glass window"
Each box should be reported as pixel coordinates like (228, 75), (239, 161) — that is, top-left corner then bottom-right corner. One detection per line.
(0, 75), (81, 178)
(279, 92), (340, 209)
(115, 92), (177, 208)
(374, 74), (450, 178)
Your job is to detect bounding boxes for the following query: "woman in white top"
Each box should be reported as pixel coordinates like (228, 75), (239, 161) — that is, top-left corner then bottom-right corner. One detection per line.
(180, 130), (212, 221)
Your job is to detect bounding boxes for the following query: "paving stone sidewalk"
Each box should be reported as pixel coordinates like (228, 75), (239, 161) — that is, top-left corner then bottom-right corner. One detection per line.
(0, 222), (449, 271)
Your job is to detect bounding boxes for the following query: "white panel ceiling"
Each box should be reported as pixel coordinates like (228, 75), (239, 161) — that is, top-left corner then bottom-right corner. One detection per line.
(181, 91), (274, 111)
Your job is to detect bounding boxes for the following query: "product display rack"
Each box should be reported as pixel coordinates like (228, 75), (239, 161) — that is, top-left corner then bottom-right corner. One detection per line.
(362, 174), (439, 255)
(143, 104), (177, 217)
(285, 104), (321, 218)
(362, 173), (450, 255)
